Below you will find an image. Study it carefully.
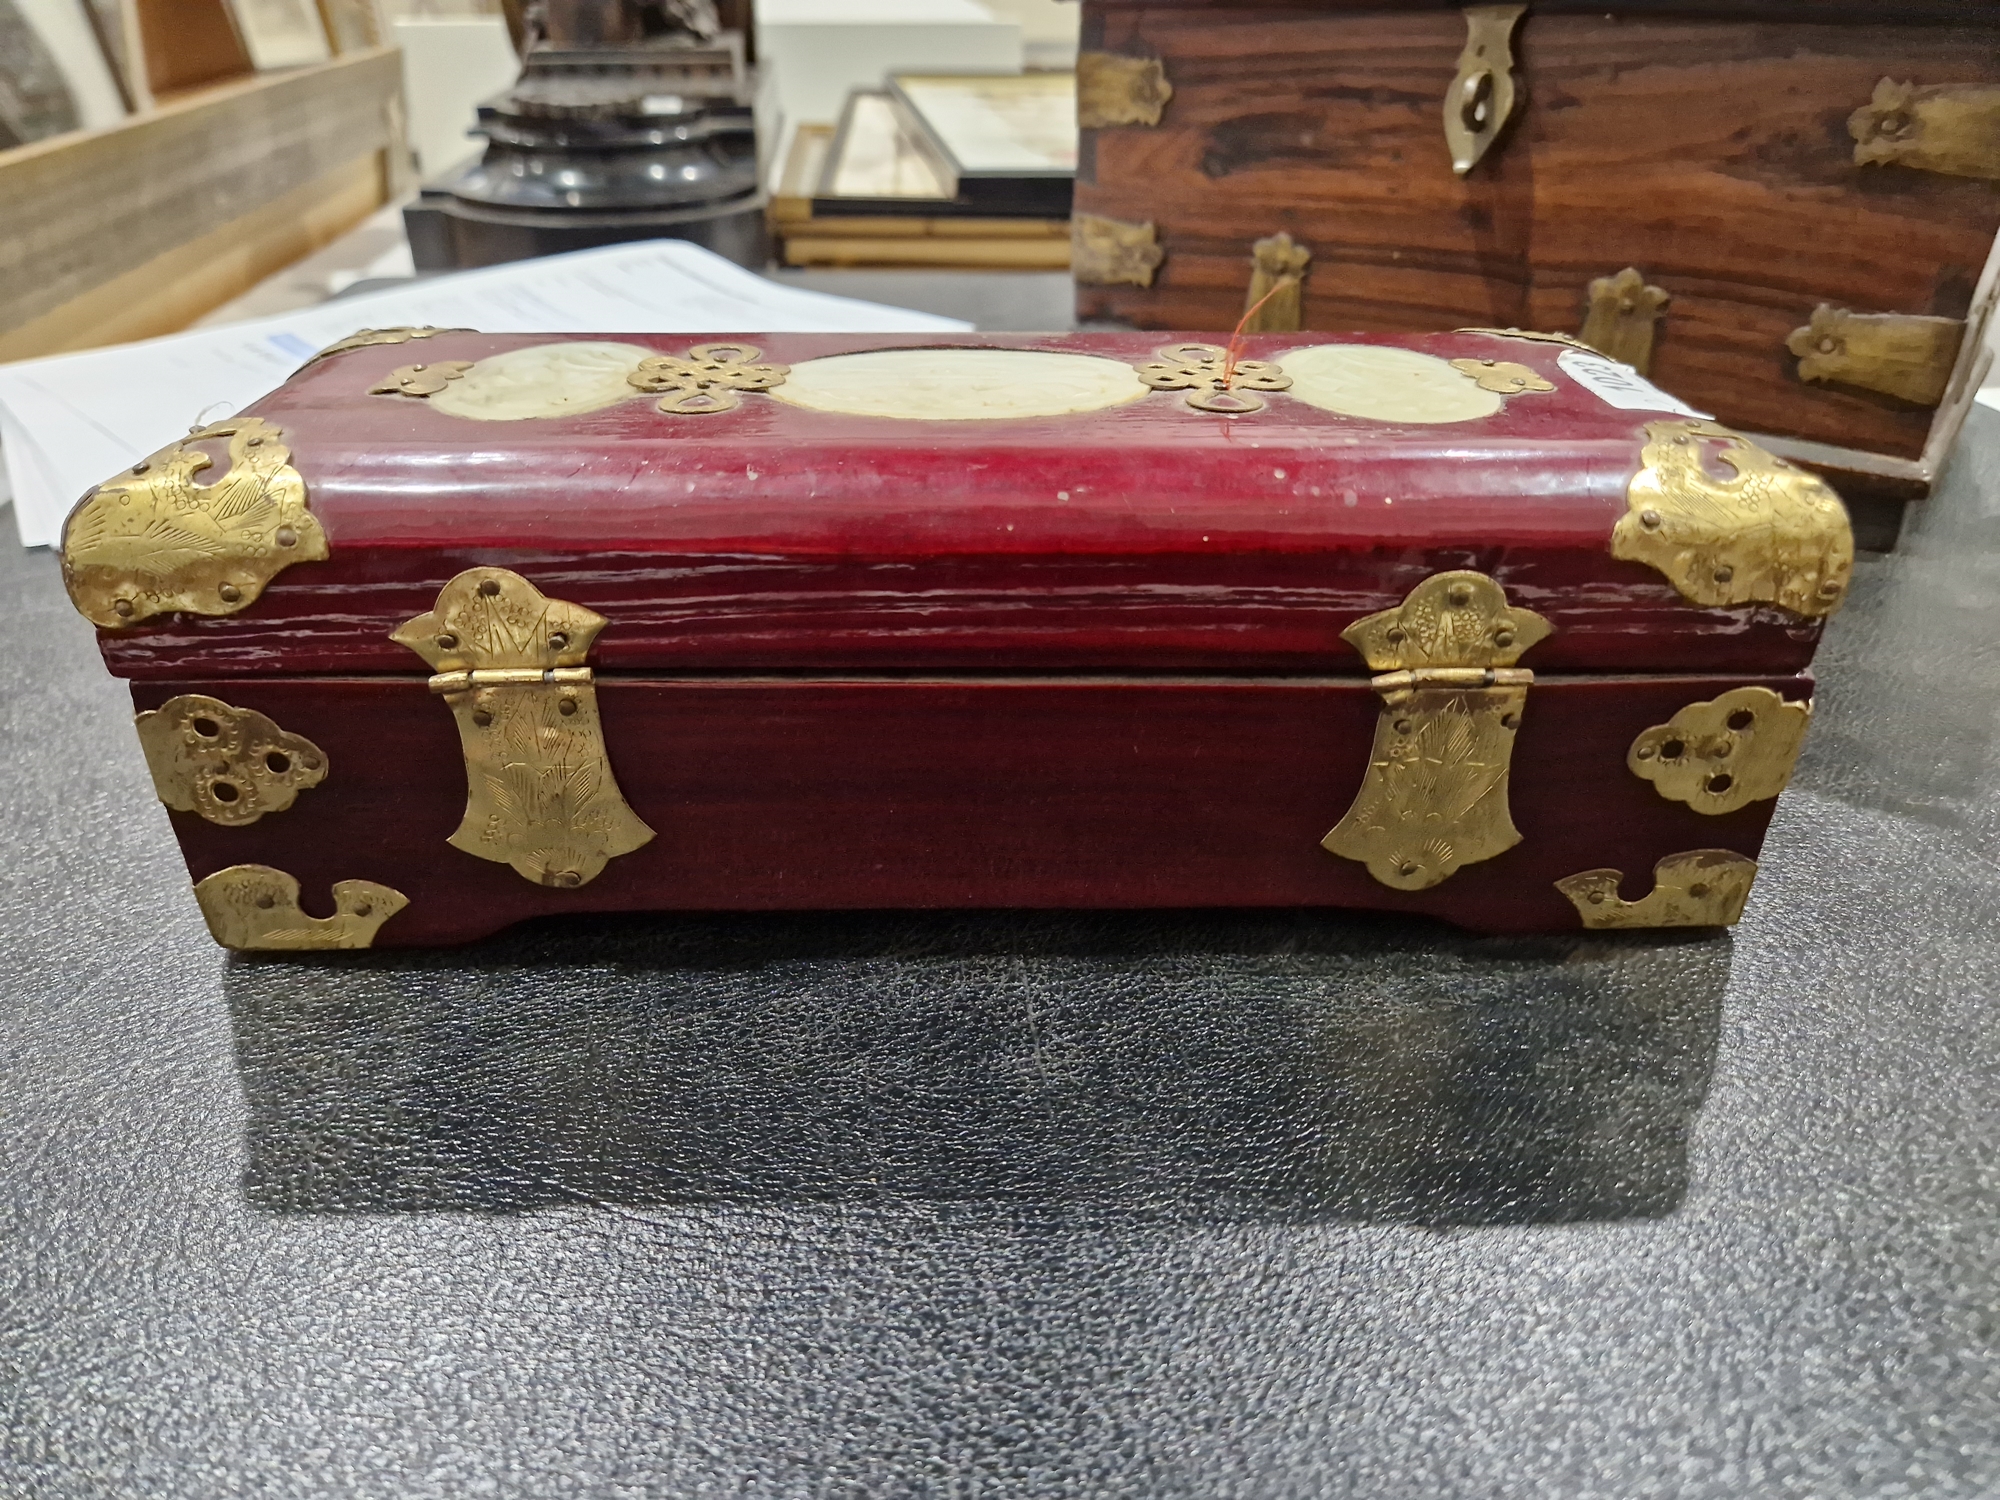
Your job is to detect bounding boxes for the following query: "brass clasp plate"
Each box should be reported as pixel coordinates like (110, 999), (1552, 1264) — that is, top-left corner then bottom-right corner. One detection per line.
(1443, 4), (1526, 176)
(1322, 571), (1552, 890)
(392, 568), (654, 889)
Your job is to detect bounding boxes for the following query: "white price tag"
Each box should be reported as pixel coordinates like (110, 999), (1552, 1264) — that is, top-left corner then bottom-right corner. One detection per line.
(1558, 348), (1710, 418)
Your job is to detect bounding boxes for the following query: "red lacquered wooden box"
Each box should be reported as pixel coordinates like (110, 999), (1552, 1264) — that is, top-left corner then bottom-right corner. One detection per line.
(59, 327), (1852, 949)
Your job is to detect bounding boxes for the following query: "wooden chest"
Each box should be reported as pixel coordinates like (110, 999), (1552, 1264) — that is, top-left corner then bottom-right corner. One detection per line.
(59, 327), (1849, 948)
(1072, 0), (2000, 528)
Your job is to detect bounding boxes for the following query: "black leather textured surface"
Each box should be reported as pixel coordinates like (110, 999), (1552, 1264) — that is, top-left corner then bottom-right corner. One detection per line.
(6, 411), (2000, 1497)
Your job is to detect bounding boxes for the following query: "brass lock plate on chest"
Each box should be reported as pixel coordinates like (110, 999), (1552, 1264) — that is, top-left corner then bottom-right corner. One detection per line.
(1322, 572), (1551, 890)
(393, 568), (653, 889)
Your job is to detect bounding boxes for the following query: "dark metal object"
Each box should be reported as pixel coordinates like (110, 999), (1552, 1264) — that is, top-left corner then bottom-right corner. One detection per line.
(404, 29), (766, 271)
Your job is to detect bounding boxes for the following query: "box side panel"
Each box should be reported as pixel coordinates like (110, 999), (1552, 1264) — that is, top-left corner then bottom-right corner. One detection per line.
(133, 673), (1803, 945)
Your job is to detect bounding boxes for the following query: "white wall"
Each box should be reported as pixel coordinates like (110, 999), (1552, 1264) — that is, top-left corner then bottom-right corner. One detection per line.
(393, 15), (521, 179)
(756, 0), (1023, 132)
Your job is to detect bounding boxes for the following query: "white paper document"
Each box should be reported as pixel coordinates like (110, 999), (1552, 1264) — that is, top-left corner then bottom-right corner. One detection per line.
(0, 240), (969, 548)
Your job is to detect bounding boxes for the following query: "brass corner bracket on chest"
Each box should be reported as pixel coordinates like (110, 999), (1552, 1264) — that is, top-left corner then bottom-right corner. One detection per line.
(393, 568), (654, 889)
(1615, 419), (1854, 619)
(1556, 849), (1758, 930)
(61, 416), (325, 629)
(193, 864), (407, 950)
(136, 694), (327, 826)
(1322, 571), (1552, 891)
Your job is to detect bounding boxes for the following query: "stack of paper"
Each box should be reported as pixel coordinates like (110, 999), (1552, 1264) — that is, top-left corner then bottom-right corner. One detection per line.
(0, 239), (968, 549)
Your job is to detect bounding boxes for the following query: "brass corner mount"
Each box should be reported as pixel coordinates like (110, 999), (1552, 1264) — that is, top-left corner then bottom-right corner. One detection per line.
(61, 416), (325, 630)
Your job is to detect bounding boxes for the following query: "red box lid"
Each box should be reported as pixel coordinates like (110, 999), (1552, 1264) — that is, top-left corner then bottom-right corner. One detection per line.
(63, 329), (1853, 680)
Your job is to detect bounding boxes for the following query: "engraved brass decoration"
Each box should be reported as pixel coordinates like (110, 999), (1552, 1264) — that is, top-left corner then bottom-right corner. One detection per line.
(1449, 358), (1553, 394)
(1072, 213), (1164, 288)
(1785, 304), (1963, 408)
(1556, 850), (1759, 930)
(135, 694), (328, 826)
(1443, 3), (1526, 176)
(392, 567), (654, 888)
(1076, 51), (1172, 129)
(192, 864), (408, 951)
(1614, 419), (1854, 619)
(1243, 233), (1310, 333)
(628, 343), (789, 415)
(303, 326), (472, 366)
(371, 360), (474, 397)
(61, 416), (327, 629)
(1322, 571), (1553, 891)
(1628, 686), (1812, 816)
(1851, 78), (2000, 182)
(1580, 267), (1670, 376)
(1133, 342), (1292, 414)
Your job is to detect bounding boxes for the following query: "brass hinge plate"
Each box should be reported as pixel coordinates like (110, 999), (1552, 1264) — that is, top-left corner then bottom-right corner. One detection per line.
(392, 568), (654, 889)
(1579, 267), (1670, 376)
(1076, 52), (1172, 129)
(1786, 304), (1964, 408)
(1322, 571), (1552, 890)
(1851, 78), (2000, 182)
(1243, 233), (1310, 334)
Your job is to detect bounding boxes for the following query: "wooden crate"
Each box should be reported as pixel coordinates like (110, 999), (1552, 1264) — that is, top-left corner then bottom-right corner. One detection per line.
(0, 48), (408, 364)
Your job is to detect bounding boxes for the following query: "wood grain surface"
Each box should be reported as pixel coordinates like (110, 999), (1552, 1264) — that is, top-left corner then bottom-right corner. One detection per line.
(134, 671), (1806, 943)
(1076, 8), (2000, 459)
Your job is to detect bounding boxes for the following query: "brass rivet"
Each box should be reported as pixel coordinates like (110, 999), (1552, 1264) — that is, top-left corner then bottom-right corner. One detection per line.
(437, 633), (458, 650)
(218, 583), (241, 603)
(1636, 745), (1655, 760)
(1689, 882), (1710, 899)
(411, 364), (426, 372)
(1640, 508), (1662, 529)
(274, 526), (297, 548)
(246, 437), (262, 447)
(1712, 565), (1734, 584)
(1588, 890), (1606, 905)
(547, 632), (569, 651)
(1447, 583), (1473, 607)
(553, 870), (582, 889)
(1493, 628), (1514, 648)
(1818, 337), (1838, 355)
(1819, 579), (1843, 597)
(1398, 861), (1419, 877)
(113, 598), (135, 618)
(1501, 712), (1519, 730)
(354, 903), (372, 918)
(1386, 627), (1407, 645)
(471, 707), (493, 727)
(559, 697), (579, 717)
(131, 461), (149, 475)
(1393, 718), (1413, 734)
(255, 894), (276, 910)
(478, 579), (501, 597)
